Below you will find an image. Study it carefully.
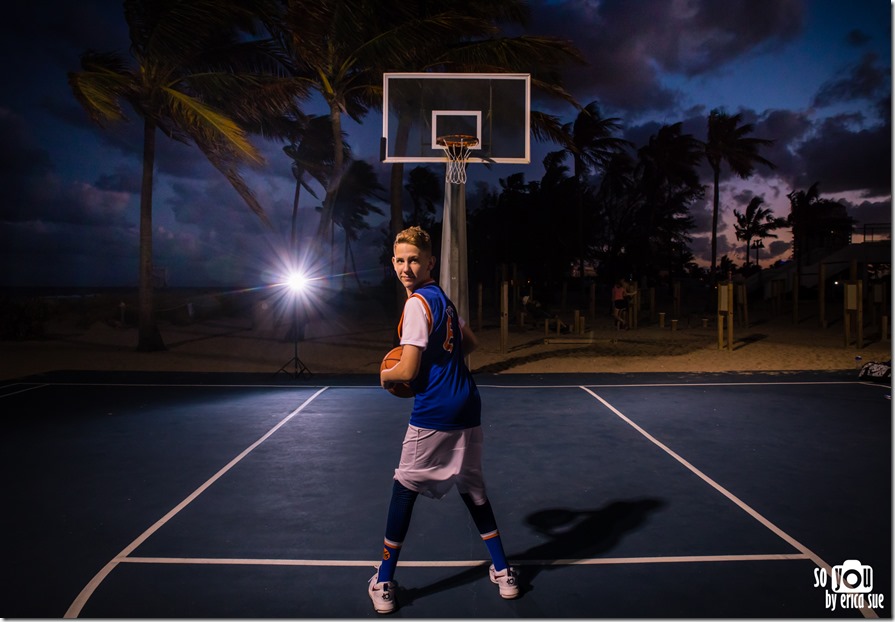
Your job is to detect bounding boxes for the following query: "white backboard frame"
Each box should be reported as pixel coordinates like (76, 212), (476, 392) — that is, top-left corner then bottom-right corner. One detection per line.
(382, 72), (530, 165)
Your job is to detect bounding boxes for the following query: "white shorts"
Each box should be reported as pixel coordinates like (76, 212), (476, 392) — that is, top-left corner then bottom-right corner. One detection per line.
(394, 425), (487, 504)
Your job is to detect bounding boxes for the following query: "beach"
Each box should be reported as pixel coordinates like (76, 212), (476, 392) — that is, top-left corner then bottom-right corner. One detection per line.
(1, 288), (890, 381)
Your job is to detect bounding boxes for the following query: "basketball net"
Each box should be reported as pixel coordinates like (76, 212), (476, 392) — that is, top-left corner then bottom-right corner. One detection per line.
(437, 135), (478, 185)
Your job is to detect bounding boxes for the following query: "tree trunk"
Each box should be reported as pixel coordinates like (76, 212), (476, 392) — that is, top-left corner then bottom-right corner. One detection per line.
(290, 176), (301, 255)
(137, 118), (165, 352)
(316, 106), (345, 250)
(710, 166), (720, 275)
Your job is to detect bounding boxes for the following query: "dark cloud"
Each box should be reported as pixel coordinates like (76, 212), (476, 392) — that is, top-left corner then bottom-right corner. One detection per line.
(846, 29), (872, 47)
(767, 239), (791, 259)
(812, 52), (889, 108)
(530, 0), (805, 114)
(842, 198), (892, 230)
(0, 108), (132, 226)
(688, 197), (714, 236)
(752, 109), (813, 182)
(794, 113), (891, 196)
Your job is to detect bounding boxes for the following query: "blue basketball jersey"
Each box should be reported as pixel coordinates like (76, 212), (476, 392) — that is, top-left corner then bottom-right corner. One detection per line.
(398, 282), (481, 430)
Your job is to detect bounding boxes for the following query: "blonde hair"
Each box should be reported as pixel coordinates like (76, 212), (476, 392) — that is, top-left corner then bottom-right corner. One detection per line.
(394, 226), (432, 253)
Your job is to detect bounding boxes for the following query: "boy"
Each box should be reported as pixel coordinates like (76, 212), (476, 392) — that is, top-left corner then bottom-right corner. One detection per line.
(368, 226), (518, 614)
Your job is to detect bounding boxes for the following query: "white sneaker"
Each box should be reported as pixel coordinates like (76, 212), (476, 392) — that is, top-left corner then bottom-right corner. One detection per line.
(368, 572), (397, 614)
(489, 564), (520, 599)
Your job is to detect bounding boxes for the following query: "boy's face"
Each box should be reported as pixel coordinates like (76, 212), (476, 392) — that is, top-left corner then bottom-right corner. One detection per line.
(393, 242), (436, 293)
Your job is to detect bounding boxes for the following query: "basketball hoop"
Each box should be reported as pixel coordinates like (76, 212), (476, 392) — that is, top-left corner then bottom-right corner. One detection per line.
(436, 134), (478, 185)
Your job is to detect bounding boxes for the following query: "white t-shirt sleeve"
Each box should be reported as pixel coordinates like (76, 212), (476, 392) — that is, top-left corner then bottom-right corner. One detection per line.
(400, 296), (430, 350)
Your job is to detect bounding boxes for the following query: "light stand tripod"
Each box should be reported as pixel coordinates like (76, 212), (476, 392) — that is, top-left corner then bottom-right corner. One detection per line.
(277, 293), (311, 379)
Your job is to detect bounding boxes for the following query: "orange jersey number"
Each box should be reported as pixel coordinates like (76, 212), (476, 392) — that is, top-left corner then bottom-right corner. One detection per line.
(443, 307), (456, 353)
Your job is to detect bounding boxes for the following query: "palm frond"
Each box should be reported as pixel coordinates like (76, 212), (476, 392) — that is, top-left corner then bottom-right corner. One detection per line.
(164, 87), (263, 164)
(530, 111), (570, 147)
(68, 51), (136, 125)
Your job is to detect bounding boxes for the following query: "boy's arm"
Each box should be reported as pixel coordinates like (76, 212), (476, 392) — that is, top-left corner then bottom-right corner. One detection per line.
(381, 344), (423, 387)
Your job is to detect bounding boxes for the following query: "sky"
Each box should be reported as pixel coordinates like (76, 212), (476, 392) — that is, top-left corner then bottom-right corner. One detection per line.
(0, 0), (890, 288)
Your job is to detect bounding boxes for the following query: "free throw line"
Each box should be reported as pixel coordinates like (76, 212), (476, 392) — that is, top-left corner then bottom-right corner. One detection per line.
(116, 552), (810, 567)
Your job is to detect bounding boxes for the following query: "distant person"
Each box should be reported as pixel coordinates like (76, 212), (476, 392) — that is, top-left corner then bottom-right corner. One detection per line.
(369, 226), (518, 614)
(611, 278), (630, 330)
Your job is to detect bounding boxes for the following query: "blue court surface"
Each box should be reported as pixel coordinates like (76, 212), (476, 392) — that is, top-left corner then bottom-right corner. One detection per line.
(2, 369), (891, 618)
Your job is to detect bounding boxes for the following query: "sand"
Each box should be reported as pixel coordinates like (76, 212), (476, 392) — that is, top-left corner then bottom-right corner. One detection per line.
(1, 298), (890, 381)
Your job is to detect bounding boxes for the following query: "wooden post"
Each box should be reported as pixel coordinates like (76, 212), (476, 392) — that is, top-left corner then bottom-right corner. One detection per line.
(659, 312), (666, 328)
(735, 283), (749, 328)
(792, 270), (799, 323)
(717, 282), (734, 351)
(819, 263), (827, 328)
(500, 281), (508, 353)
(649, 287), (656, 322)
(843, 281), (863, 349)
(573, 309), (580, 334)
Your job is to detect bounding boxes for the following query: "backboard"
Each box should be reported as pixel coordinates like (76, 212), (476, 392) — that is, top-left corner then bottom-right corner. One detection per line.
(381, 72), (530, 164)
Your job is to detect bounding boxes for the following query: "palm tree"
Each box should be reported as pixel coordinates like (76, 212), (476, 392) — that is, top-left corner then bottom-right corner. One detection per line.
(704, 109), (776, 274)
(330, 160), (386, 289)
(634, 122), (704, 279)
(281, 115), (343, 254)
(733, 196), (786, 267)
(557, 101), (630, 281)
(69, 0), (302, 351)
(592, 150), (640, 277)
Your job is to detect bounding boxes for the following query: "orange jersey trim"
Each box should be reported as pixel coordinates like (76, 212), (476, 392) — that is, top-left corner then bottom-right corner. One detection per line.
(397, 288), (434, 338)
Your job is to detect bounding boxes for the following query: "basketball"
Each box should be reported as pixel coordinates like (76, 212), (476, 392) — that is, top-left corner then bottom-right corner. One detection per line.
(381, 346), (414, 398)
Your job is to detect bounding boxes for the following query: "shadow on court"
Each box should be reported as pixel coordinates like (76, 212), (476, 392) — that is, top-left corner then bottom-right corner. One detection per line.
(396, 498), (665, 608)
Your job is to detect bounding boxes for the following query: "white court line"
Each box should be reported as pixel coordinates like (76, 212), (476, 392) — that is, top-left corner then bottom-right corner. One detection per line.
(2, 381), (340, 389)
(117, 552), (809, 568)
(63, 387), (330, 619)
(0, 383), (49, 397)
(580, 386), (879, 619)
(478, 380), (858, 389)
